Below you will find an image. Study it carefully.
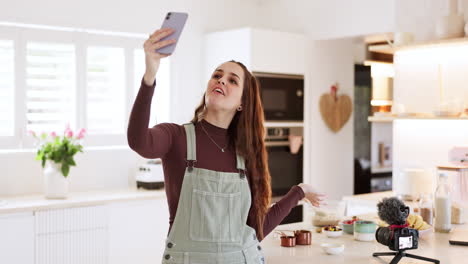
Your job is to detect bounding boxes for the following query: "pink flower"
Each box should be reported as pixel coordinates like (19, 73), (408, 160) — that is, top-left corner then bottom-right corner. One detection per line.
(66, 130), (73, 138)
(50, 131), (57, 138)
(28, 130), (36, 137)
(64, 123), (72, 135)
(76, 128), (86, 139)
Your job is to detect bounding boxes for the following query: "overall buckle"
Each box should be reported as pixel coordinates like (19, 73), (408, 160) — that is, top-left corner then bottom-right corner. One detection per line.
(238, 169), (246, 179)
(185, 159), (197, 172)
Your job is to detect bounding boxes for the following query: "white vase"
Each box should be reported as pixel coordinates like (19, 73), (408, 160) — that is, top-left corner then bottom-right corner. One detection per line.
(436, 14), (465, 39)
(435, 0), (465, 39)
(43, 161), (69, 199)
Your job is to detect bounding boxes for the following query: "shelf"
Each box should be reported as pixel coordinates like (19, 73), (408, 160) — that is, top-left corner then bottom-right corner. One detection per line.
(368, 115), (468, 122)
(437, 164), (468, 171)
(368, 44), (395, 55)
(368, 37), (468, 55)
(371, 166), (392, 174)
(367, 116), (394, 122)
(264, 121), (304, 127)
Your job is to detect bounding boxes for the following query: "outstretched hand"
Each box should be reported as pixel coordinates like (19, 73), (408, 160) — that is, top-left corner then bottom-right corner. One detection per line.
(298, 183), (326, 207)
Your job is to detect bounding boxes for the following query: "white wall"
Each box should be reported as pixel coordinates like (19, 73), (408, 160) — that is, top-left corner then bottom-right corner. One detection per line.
(255, 0), (396, 40)
(392, 0), (468, 194)
(393, 46), (468, 113)
(307, 38), (355, 200)
(0, 0), (259, 124)
(1, 0), (397, 198)
(0, 147), (140, 196)
(393, 120), (468, 195)
(250, 1), (396, 199)
(395, 0), (468, 42)
(0, 0), (259, 196)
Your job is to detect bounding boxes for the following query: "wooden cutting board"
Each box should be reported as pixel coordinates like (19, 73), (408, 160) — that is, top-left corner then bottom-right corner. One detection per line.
(319, 83), (352, 133)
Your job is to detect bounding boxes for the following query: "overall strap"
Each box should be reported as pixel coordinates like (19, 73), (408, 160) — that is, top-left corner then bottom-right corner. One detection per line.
(183, 123), (197, 171)
(236, 154), (246, 178)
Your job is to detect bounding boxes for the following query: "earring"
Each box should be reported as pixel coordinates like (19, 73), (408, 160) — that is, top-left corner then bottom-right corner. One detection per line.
(237, 105), (242, 111)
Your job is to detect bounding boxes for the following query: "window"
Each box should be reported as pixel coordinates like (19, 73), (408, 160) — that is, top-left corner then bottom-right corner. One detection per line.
(133, 49), (171, 126)
(87, 46), (125, 134)
(0, 40), (14, 136)
(26, 42), (76, 134)
(0, 22), (171, 150)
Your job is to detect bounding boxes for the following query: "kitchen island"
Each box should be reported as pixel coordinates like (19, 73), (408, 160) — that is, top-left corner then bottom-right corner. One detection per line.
(260, 192), (467, 264)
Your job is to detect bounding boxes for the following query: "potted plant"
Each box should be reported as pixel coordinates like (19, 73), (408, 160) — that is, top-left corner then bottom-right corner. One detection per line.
(29, 124), (86, 199)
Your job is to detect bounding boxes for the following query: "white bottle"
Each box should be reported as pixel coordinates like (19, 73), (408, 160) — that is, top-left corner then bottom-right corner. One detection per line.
(434, 173), (452, 233)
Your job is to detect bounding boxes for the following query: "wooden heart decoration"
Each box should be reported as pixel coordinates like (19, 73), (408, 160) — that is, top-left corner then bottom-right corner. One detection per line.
(319, 83), (353, 133)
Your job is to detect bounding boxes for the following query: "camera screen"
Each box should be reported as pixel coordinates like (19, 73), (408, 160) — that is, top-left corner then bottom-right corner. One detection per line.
(399, 236), (413, 250)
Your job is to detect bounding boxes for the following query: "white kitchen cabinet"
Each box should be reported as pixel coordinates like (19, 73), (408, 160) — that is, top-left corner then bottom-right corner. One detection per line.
(35, 205), (109, 264)
(0, 212), (35, 264)
(204, 27), (306, 77)
(108, 199), (169, 264)
(0, 191), (168, 264)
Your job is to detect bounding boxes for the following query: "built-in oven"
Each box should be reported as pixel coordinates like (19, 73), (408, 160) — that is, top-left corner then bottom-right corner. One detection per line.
(254, 72), (304, 121)
(266, 126), (303, 224)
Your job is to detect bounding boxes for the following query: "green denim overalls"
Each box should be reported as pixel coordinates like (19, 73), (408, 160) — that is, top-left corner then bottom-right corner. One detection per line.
(161, 123), (265, 264)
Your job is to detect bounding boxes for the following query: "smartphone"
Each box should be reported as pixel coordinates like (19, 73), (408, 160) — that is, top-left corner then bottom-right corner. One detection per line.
(156, 12), (188, 55)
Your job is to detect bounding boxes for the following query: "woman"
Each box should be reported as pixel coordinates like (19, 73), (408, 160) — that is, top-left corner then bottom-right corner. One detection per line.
(128, 27), (326, 264)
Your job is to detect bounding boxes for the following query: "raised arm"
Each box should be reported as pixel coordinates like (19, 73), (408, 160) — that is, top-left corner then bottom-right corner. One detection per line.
(127, 78), (173, 158)
(127, 28), (177, 158)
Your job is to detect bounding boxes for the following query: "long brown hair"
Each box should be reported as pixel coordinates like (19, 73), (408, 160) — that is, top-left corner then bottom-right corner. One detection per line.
(191, 60), (272, 240)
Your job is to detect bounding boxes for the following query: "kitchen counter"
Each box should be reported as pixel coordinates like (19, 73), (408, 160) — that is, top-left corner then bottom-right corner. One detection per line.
(261, 192), (467, 264)
(261, 221), (467, 264)
(0, 188), (166, 214)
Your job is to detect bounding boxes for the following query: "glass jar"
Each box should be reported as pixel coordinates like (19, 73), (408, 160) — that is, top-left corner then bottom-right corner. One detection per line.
(418, 193), (433, 226)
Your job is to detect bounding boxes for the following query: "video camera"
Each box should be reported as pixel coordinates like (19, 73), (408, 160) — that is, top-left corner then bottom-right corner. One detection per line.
(372, 197), (439, 264)
(375, 197), (418, 251)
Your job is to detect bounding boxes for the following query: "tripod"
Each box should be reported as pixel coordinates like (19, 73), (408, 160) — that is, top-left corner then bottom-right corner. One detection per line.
(373, 250), (440, 264)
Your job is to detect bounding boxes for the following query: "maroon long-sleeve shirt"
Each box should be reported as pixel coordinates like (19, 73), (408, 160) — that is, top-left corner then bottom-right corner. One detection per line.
(127, 77), (305, 240)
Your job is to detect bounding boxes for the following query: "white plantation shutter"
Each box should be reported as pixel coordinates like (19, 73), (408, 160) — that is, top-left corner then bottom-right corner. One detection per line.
(133, 49), (170, 126)
(0, 40), (14, 136)
(0, 23), (160, 149)
(25, 42), (76, 134)
(87, 46), (125, 134)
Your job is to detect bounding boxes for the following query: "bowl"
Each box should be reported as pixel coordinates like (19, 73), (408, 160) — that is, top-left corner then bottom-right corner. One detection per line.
(280, 236), (296, 247)
(321, 243), (345, 255)
(341, 222), (354, 234)
(353, 220), (377, 241)
(294, 230), (312, 245)
(323, 226), (343, 238)
(310, 200), (345, 226)
(341, 217), (359, 234)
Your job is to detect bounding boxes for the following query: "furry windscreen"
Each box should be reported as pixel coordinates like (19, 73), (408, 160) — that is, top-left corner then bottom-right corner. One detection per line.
(377, 197), (410, 225)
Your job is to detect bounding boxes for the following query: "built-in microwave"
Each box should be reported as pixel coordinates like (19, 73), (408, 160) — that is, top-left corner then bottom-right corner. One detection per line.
(254, 72), (304, 121)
